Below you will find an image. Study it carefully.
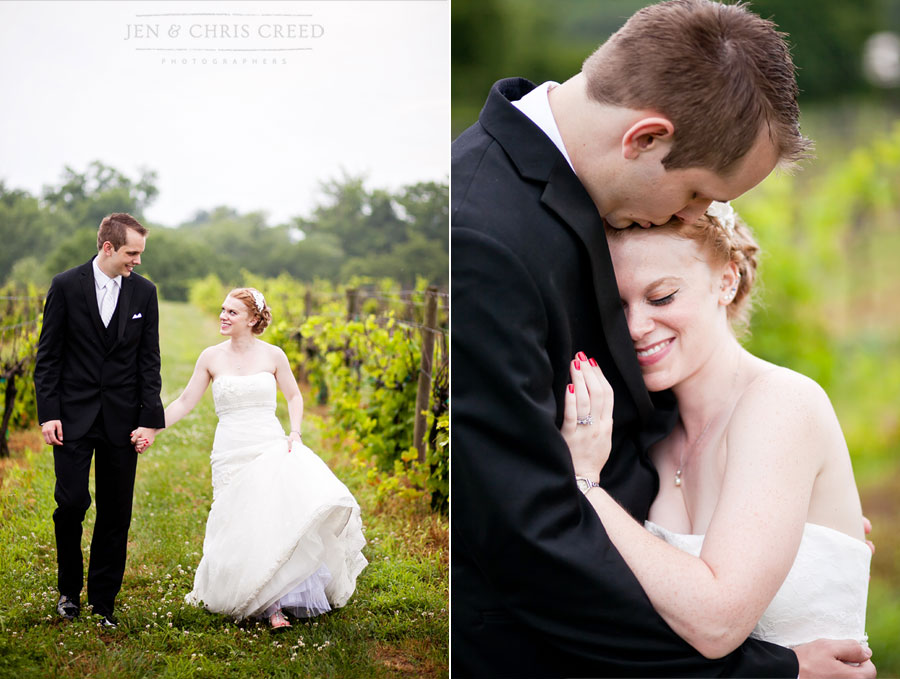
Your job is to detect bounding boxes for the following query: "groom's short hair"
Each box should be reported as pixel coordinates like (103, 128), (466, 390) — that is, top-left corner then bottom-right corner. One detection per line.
(97, 213), (148, 251)
(582, 0), (812, 173)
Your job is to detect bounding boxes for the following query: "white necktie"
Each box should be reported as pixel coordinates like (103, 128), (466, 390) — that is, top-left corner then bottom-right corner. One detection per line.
(99, 280), (116, 327)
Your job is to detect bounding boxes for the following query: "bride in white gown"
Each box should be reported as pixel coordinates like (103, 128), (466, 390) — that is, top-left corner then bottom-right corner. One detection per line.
(137, 287), (367, 629)
(562, 203), (872, 667)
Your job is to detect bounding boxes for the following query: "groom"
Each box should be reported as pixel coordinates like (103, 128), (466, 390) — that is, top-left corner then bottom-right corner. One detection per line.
(34, 212), (165, 627)
(452, 1), (873, 677)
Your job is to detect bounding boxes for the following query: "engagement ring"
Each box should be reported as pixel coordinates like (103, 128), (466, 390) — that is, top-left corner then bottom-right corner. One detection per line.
(576, 414), (593, 426)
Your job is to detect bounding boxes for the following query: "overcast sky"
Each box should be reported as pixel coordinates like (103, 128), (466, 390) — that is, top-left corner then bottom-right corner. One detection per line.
(0, 0), (449, 227)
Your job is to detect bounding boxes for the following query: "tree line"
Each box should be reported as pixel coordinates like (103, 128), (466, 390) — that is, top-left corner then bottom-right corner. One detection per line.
(0, 161), (448, 299)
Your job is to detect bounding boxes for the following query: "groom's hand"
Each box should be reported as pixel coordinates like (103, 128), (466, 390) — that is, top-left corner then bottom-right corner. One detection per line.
(41, 420), (63, 446)
(795, 639), (875, 678)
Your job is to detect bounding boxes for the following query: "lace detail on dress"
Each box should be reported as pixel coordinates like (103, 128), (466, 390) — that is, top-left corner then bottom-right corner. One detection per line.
(644, 521), (870, 648)
(212, 372), (277, 416)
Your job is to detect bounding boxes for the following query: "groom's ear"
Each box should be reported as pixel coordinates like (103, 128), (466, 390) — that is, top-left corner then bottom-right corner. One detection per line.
(621, 117), (675, 160)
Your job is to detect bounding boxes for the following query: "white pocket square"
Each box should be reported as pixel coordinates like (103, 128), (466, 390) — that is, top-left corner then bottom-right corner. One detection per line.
(131, 312), (143, 320)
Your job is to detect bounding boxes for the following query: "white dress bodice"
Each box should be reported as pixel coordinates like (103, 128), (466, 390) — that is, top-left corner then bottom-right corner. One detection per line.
(212, 370), (277, 415)
(210, 372), (286, 498)
(645, 520), (870, 648)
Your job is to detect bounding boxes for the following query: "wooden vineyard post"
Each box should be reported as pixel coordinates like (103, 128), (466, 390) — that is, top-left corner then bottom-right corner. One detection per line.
(0, 366), (21, 458)
(413, 287), (439, 463)
(346, 288), (359, 321)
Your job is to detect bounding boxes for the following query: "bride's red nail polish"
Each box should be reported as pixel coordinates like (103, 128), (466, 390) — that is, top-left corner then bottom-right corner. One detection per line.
(574, 360), (581, 370)
(589, 358), (597, 367)
(577, 351), (587, 361)
(568, 384), (575, 393)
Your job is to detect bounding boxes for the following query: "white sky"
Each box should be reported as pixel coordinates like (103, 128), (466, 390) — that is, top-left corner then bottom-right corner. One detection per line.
(0, 0), (449, 227)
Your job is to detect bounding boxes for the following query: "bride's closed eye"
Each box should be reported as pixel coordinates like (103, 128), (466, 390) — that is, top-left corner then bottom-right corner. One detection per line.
(649, 291), (678, 306)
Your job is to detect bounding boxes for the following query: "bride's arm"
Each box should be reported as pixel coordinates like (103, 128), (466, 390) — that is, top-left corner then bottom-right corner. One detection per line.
(571, 364), (826, 659)
(160, 348), (213, 429)
(273, 347), (303, 443)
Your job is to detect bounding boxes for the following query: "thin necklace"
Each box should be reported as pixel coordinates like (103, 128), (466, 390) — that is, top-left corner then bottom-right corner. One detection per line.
(674, 350), (742, 488)
(674, 418), (714, 487)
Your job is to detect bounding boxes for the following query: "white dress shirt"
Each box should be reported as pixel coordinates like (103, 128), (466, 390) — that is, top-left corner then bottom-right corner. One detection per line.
(511, 81), (575, 171)
(92, 257), (121, 327)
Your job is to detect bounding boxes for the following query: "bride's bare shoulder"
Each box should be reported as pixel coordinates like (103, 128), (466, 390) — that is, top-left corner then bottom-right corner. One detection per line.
(253, 338), (287, 360)
(741, 361), (832, 410)
(195, 342), (231, 368)
(730, 359), (842, 457)
(200, 341), (230, 357)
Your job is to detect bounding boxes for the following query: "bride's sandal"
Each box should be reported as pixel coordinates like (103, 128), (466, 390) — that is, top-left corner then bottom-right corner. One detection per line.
(269, 610), (292, 631)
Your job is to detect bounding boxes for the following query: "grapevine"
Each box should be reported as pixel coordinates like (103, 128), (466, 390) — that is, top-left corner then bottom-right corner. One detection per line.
(0, 285), (43, 457)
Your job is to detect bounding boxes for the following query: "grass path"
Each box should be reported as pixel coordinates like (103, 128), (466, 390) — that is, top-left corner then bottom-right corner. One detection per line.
(0, 301), (448, 678)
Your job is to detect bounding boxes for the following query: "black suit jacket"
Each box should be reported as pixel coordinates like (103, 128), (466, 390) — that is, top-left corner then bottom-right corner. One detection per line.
(450, 79), (798, 678)
(35, 257), (165, 444)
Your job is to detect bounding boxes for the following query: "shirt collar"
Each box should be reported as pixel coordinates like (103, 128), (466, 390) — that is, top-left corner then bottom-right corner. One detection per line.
(92, 256), (122, 290)
(511, 80), (574, 170)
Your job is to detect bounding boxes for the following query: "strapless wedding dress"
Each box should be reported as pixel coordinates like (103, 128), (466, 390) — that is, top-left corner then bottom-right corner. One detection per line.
(185, 372), (368, 620)
(644, 520), (870, 648)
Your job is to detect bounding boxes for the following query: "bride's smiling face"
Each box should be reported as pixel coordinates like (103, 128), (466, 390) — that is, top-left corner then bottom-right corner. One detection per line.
(219, 295), (252, 336)
(608, 228), (734, 392)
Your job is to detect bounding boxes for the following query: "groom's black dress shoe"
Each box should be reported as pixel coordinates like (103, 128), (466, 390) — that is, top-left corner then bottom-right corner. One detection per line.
(56, 594), (80, 620)
(93, 612), (118, 629)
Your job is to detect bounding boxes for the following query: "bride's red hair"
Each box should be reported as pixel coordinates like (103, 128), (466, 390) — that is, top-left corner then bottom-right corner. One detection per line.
(228, 287), (273, 335)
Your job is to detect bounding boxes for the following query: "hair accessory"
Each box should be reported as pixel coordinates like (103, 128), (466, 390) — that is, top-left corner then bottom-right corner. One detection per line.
(707, 201), (736, 236)
(251, 290), (265, 312)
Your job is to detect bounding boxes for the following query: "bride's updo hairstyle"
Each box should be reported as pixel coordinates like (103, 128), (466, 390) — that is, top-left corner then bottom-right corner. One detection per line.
(228, 287), (272, 335)
(606, 204), (760, 333)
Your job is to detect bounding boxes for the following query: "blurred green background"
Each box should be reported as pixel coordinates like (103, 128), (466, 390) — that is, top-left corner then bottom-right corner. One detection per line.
(453, 0), (900, 673)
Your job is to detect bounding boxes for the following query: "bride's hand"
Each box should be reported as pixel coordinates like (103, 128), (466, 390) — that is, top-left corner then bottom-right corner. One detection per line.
(560, 352), (614, 481)
(287, 431), (302, 453)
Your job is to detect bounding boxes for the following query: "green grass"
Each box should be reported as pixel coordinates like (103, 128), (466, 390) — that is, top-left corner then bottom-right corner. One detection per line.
(0, 301), (448, 679)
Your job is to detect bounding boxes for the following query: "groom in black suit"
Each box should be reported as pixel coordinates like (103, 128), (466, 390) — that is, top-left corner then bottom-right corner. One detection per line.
(35, 212), (165, 626)
(452, 1), (873, 677)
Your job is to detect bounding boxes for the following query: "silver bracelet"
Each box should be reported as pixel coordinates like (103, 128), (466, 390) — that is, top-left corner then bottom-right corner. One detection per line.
(290, 430), (302, 437)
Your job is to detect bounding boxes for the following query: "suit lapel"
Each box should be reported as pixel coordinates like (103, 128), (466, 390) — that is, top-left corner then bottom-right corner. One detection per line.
(540, 160), (654, 423)
(79, 259), (107, 340)
(481, 78), (654, 423)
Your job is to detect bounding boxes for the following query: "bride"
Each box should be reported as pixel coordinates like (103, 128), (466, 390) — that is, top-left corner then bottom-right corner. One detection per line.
(563, 204), (872, 666)
(135, 287), (367, 630)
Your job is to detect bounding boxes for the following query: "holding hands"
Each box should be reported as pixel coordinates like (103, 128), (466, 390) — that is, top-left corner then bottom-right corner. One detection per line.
(561, 352), (615, 483)
(130, 427), (157, 454)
